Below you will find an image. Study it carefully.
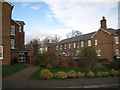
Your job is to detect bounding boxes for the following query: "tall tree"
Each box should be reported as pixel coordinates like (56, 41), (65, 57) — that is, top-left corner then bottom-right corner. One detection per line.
(66, 30), (82, 38)
(26, 38), (41, 56)
(78, 46), (97, 69)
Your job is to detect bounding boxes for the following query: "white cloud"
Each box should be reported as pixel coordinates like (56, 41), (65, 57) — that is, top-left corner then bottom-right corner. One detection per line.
(30, 6), (39, 10)
(25, 28), (72, 44)
(43, 0), (118, 34)
(22, 3), (30, 7)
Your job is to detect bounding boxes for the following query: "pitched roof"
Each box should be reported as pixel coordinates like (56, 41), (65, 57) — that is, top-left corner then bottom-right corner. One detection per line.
(107, 28), (119, 35)
(46, 43), (56, 48)
(57, 32), (96, 45)
(15, 21), (25, 25)
(11, 19), (20, 26)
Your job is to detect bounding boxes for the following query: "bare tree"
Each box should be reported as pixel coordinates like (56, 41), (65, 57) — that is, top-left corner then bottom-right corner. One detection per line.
(66, 30), (82, 38)
(26, 38), (41, 56)
(42, 35), (61, 44)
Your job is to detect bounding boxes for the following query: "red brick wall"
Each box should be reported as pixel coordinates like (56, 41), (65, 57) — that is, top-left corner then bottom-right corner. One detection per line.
(2, 2), (13, 65)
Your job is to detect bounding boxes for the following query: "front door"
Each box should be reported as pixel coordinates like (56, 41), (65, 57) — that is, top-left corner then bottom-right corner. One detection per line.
(19, 53), (25, 62)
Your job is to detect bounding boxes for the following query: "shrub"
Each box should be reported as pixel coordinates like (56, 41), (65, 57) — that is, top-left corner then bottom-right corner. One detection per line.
(40, 69), (53, 80)
(55, 71), (67, 79)
(102, 72), (109, 77)
(13, 57), (18, 64)
(68, 70), (77, 78)
(107, 59), (120, 70)
(111, 69), (119, 76)
(78, 72), (85, 78)
(87, 71), (95, 78)
(96, 71), (102, 77)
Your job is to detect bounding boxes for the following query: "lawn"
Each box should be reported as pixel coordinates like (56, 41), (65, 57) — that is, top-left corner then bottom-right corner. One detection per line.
(2, 64), (28, 78)
(29, 67), (111, 79)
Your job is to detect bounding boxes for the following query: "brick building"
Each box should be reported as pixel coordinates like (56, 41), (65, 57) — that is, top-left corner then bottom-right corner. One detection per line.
(54, 17), (120, 61)
(41, 43), (56, 54)
(0, 1), (32, 64)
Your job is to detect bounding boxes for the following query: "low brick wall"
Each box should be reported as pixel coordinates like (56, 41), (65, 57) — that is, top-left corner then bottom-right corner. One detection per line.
(31, 56), (78, 68)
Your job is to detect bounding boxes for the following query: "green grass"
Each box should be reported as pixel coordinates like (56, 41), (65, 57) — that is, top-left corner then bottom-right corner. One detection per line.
(2, 64), (28, 78)
(29, 67), (111, 79)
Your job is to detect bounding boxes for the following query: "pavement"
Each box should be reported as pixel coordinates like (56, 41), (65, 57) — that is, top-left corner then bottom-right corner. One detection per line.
(3, 64), (39, 80)
(2, 77), (120, 88)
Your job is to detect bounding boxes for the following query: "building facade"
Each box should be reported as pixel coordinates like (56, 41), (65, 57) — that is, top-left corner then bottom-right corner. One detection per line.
(0, 1), (31, 65)
(53, 17), (120, 61)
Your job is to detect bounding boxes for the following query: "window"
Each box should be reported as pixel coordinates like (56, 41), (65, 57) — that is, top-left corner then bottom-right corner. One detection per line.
(98, 50), (101, 56)
(95, 39), (97, 45)
(69, 43), (71, 49)
(56, 46), (58, 50)
(64, 44), (66, 49)
(74, 43), (76, 48)
(60, 45), (62, 50)
(46, 47), (47, 51)
(11, 39), (15, 49)
(81, 41), (83, 47)
(88, 40), (91, 46)
(11, 25), (15, 35)
(115, 36), (119, 44)
(0, 46), (3, 59)
(19, 26), (21, 32)
(116, 49), (119, 56)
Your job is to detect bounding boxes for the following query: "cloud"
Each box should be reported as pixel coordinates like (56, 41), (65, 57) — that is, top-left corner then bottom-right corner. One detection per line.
(42, 0), (118, 34)
(22, 3), (30, 7)
(30, 6), (40, 10)
(25, 28), (72, 44)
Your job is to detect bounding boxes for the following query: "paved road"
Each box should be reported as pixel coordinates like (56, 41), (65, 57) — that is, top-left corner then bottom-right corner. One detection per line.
(3, 64), (39, 80)
(2, 77), (120, 88)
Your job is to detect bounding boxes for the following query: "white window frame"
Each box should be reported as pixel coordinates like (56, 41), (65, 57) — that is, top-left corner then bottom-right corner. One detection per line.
(0, 46), (3, 59)
(46, 47), (47, 51)
(88, 40), (91, 46)
(69, 43), (71, 49)
(11, 25), (15, 35)
(74, 43), (76, 48)
(95, 39), (97, 46)
(60, 45), (62, 50)
(98, 50), (101, 56)
(115, 36), (119, 44)
(19, 26), (21, 32)
(56, 46), (58, 50)
(116, 49), (119, 56)
(11, 39), (15, 49)
(64, 44), (66, 49)
(81, 41), (83, 47)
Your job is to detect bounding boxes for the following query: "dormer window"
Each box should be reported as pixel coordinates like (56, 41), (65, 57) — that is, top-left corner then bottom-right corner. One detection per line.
(11, 25), (15, 35)
(19, 26), (21, 32)
(115, 36), (119, 44)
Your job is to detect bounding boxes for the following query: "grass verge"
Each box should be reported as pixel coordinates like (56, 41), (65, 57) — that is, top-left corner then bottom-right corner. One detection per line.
(2, 64), (28, 78)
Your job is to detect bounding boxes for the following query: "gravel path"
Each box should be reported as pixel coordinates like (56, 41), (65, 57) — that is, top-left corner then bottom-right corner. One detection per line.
(3, 64), (39, 80)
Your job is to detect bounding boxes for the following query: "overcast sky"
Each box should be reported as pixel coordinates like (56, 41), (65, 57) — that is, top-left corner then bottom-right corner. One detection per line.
(8, 0), (119, 44)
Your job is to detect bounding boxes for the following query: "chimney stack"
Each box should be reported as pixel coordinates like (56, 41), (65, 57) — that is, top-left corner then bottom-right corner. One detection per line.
(100, 16), (107, 30)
